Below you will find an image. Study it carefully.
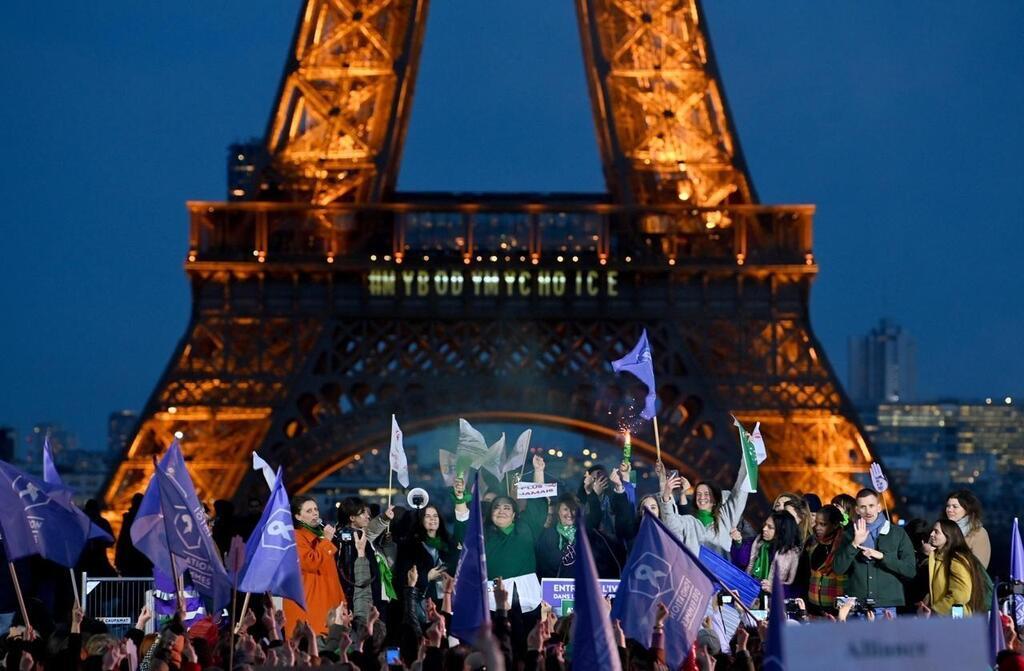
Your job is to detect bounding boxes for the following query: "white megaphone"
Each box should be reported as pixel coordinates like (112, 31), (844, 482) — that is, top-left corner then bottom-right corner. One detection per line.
(407, 487), (429, 509)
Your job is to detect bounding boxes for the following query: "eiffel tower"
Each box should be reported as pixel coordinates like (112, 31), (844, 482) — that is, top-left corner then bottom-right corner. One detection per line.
(102, 0), (878, 532)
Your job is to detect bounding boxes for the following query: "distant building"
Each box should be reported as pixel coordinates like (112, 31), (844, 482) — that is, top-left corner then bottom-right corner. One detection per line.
(848, 319), (916, 404)
(108, 410), (138, 455)
(0, 426), (15, 462)
(24, 422), (78, 461)
(861, 398), (1024, 528)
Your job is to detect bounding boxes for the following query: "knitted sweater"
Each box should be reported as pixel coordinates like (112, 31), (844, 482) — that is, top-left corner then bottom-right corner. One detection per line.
(657, 457), (752, 557)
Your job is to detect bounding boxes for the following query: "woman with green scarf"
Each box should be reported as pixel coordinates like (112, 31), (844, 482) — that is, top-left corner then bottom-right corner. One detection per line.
(536, 493), (625, 578)
(394, 504), (457, 611)
(746, 511), (803, 598)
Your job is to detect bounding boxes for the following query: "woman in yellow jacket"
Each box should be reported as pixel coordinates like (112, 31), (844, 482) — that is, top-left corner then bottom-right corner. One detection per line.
(925, 518), (986, 616)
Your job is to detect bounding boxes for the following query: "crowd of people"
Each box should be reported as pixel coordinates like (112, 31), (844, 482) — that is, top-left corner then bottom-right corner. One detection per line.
(2, 450), (1023, 671)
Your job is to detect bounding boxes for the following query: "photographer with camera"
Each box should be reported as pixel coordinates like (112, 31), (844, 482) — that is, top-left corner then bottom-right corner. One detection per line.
(335, 497), (398, 624)
(833, 488), (916, 619)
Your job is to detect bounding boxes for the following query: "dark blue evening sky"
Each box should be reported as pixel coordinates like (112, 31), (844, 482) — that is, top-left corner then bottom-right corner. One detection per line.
(1, 2), (1021, 451)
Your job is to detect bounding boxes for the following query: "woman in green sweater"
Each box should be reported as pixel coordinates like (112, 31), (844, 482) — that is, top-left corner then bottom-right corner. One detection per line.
(452, 453), (549, 656)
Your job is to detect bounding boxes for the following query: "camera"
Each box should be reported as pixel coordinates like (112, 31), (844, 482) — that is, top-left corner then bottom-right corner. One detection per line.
(784, 598), (806, 621)
(849, 598), (876, 616)
(718, 592), (734, 606)
(339, 530), (354, 543)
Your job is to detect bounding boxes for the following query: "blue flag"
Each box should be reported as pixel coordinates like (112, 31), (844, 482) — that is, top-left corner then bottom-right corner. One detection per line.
(238, 467), (305, 609)
(572, 517), (623, 671)
(42, 436), (61, 487)
(698, 547), (762, 608)
(762, 571), (786, 671)
(611, 513), (715, 669)
(0, 460), (91, 567)
(610, 329), (657, 420)
(130, 440), (232, 608)
(38, 439), (113, 544)
(1012, 519), (1024, 626)
(451, 476), (490, 643)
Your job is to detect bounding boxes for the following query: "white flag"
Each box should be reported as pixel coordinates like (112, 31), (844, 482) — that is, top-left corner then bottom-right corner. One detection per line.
(750, 422), (767, 465)
(457, 418), (490, 468)
(481, 434), (505, 480)
(252, 451), (277, 490)
(390, 415), (409, 488)
(501, 429), (532, 476)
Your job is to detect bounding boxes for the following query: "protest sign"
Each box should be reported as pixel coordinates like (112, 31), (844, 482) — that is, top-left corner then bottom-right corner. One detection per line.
(516, 482), (558, 499)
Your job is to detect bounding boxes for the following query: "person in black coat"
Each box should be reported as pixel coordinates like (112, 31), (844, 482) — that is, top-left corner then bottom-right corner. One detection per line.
(394, 504), (458, 618)
(536, 493), (625, 579)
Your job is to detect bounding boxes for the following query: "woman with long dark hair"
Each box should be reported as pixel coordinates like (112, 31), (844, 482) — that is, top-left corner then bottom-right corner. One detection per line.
(395, 503), (457, 624)
(746, 512), (803, 597)
(925, 518), (987, 615)
(806, 505), (847, 614)
(941, 489), (991, 569)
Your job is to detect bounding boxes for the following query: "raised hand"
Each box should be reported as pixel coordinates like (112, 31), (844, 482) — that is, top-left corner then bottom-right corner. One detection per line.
(493, 577), (510, 611)
(453, 477), (465, 500)
(655, 602), (669, 626)
(354, 529), (368, 558)
(532, 453), (546, 473)
(427, 566), (446, 582)
(730, 528), (743, 543)
(735, 626), (749, 652)
(838, 599), (856, 622)
(384, 505), (396, 520)
(407, 565), (419, 588)
(593, 473), (609, 496)
(609, 467), (624, 493)
(852, 518), (869, 547)
(322, 523), (337, 541)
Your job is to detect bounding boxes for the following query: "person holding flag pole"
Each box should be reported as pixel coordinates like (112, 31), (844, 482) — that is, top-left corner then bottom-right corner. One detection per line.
(610, 329), (661, 461)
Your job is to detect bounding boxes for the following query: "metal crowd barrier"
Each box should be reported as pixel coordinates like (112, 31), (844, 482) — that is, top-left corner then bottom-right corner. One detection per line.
(81, 575), (155, 637)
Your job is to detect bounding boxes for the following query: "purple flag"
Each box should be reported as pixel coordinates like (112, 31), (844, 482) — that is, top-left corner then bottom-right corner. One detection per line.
(611, 513), (715, 669)
(610, 329), (657, 420)
(130, 440), (232, 608)
(762, 571), (786, 671)
(572, 517), (623, 671)
(238, 467), (305, 608)
(42, 436), (61, 487)
(451, 475), (490, 643)
(0, 460), (90, 567)
(1012, 518), (1024, 582)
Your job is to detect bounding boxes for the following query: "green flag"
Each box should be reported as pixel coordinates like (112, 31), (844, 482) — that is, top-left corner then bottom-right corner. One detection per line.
(733, 417), (759, 492)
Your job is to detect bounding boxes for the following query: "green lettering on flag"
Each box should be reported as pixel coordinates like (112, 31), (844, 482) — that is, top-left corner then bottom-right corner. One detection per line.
(733, 417), (759, 492)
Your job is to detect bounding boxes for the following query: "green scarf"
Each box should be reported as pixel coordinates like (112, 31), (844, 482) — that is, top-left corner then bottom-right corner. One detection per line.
(555, 523), (577, 549)
(376, 553), (397, 600)
(423, 534), (445, 551)
(751, 541), (772, 580)
(695, 510), (715, 527)
(498, 524), (515, 536)
(298, 521), (324, 538)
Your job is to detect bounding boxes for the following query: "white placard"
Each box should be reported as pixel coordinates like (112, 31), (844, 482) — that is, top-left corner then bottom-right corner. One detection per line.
(516, 482), (558, 499)
(784, 615), (988, 671)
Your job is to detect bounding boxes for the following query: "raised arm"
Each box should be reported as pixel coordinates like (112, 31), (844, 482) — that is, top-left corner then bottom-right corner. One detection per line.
(719, 456), (752, 532)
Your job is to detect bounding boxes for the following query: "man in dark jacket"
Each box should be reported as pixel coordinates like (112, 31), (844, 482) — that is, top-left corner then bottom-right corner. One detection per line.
(833, 488), (916, 617)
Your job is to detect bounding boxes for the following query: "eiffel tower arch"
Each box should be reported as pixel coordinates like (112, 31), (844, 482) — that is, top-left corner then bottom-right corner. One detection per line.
(102, 0), (878, 532)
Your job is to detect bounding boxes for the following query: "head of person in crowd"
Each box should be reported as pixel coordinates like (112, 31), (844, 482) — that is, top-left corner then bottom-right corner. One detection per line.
(489, 495), (519, 530)
(291, 494), (321, 528)
(763, 511), (802, 553)
(585, 464), (610, 496)
(854, 489), (883, 523)
(803, 492), (822, 513)
(812, 504), (845, 545)
(693, 480), (723, 516)
(412, 503), (451, 543)
(943, 489), (984, 534)
(929, 518), (987, 612)
(772, 492), (802, 512)
(783, 497), (813, 543)
(554, 493), (579, 528)
(638, 494), (660, 519)
(339, 496), (371, 530)
(830, 493), (856, 525)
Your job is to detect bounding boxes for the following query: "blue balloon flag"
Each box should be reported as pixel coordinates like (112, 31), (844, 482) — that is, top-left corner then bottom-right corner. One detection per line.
(451, 475), (490, 643)
(762, 571), (787, 671)
(698, 547), (762, 608)
(0, 460), (92, 567)
(572, 516), (623, 671)
(610, 329), (657, 420)
(611, 513), (715, 669)
(238, 467), (305, 609)
(130, 440), (232, 609)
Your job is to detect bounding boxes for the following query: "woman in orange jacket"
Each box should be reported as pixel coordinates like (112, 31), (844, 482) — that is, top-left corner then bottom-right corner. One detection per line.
(283, 494), (346, 635)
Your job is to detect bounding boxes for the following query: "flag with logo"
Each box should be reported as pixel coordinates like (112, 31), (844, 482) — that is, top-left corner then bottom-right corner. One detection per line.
(451, 475), (490, 643)
(390, 415), (409, 488)
(572, 516), (622, 671)
(0, 460), (91, 567)
(733, 417), (759, 492)
(238, 467), (305, 608)
(130, 440), (232, 608)
(37, 440), (114, 543)
(611, 513), (716, 669)
(610, 329), (657, 420)
(750, 422), (767, 465)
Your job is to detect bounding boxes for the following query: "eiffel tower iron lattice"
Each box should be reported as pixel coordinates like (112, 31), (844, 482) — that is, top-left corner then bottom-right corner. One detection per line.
(102, 0), (879, 535)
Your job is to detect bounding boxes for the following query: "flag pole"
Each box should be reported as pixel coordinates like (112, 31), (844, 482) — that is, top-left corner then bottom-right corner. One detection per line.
(7, 561), (31, 632)
(69, 568), (80, 607)
(234, 592), (252, 634)
(652, 416), (662, 463)
(387, 467), (393, 508)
